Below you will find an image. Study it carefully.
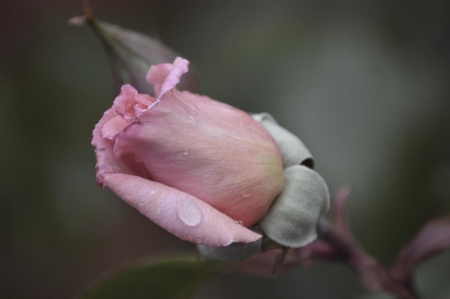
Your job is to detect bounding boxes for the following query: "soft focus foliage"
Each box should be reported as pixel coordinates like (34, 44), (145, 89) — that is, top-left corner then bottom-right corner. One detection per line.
(1, 0), (450, 298)
(79, 256), (218, 299)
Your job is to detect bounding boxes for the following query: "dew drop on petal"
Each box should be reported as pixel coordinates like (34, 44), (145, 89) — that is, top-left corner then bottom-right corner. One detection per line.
(150, 190), (156, 195)
(196, 238), (202, 244)
(156, 207), (162, 214)
(139, 202), (145, 207)
(176, 198), (203, 227)
(241, 190), (251, 198)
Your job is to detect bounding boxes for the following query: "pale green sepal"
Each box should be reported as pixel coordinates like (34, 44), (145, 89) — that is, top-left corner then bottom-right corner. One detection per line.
(258, 165), (330, 248)
(251, 113), (314, 169)
(197, 238), (262, 262)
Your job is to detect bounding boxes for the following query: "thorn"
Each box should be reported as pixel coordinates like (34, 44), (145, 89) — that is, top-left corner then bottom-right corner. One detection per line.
(272, 246), (289, 275)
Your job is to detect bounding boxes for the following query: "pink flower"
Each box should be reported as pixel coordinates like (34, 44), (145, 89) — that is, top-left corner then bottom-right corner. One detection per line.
(92, 57), (285, 248)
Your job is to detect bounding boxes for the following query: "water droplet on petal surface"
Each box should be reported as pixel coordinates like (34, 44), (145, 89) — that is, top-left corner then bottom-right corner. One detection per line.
(241, 190), (251, 198)
(176, 198), (202, 227)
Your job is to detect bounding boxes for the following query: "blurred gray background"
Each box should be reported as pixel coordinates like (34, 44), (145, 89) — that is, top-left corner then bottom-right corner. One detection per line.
(1, 0), (450, 298)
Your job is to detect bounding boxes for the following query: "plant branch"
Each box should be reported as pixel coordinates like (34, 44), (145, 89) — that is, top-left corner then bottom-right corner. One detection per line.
(317, 220), (418, 299)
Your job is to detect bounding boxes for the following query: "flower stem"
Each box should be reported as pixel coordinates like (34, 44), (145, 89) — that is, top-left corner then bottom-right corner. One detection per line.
(317, 220), (419, 299)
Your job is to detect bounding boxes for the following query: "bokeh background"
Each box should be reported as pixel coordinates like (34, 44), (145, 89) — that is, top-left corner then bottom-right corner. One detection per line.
(1, 0), (450, 298)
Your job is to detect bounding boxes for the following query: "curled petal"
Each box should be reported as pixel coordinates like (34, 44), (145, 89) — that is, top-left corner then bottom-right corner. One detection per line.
(101, 115), (128, 141)
(92, 107), (149, 187)
(146, 57), (189, 98)
(252, 113), (314, 168)
(102, 173), (262, 248)
(259, 165), (330, 248)
(114, 84), (156, 121)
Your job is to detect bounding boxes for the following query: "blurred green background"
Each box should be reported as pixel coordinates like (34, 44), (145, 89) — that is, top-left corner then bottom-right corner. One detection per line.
(1, 0), (450, 298)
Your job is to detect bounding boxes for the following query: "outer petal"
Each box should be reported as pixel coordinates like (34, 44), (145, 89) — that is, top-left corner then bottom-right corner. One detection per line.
(92, 107), (150, 187)
(114, 90), (284, 227)
(102, 173), (262, 247)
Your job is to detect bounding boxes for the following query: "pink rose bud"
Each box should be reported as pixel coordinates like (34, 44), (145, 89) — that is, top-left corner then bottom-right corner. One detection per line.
(92, 57), (285, 248)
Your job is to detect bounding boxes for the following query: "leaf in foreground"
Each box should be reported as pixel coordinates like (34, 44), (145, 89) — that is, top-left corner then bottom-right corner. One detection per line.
(79, 256), (220, 299)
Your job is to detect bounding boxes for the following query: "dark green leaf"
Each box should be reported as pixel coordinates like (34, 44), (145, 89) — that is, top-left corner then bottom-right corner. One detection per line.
(78, 255), (221, 299)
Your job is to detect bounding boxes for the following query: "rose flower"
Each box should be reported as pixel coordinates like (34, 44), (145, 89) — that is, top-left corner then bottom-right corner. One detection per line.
(92, 57), (286, 248)
(93, 57), (329, 255)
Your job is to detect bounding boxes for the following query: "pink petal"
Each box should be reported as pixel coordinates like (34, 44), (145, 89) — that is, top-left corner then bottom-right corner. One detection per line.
(102, 173), (262, 247)
(101, 115), (128, 140)
(145, 63), (171, 97)
(146, 57), (189, 98)
(114, 84), (156, 121)
(92, 107), (150, 187)
(114, 90), (284, 227)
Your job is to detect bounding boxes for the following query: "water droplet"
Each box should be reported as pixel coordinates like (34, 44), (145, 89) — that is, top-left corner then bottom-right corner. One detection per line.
(241, 190), (251, 198)
(139, 202), (145, 207)
(196, 238), (202, 244)
(234, 220), (243, 226)
(150, 190), (155, 195)
(183, 151), (189, 156)
(156, 207), (161, 214)
(176, 198), (203, 227)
